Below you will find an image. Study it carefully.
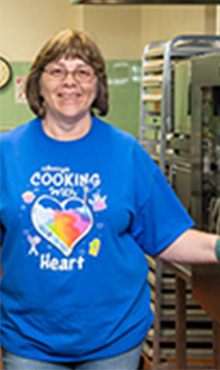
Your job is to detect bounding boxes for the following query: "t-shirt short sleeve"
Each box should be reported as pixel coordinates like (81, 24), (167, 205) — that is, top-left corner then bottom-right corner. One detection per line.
(129, 145), (195, 256)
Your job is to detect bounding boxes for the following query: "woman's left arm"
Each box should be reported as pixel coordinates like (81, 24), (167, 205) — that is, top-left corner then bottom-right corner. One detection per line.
(158, 229), (219, 264)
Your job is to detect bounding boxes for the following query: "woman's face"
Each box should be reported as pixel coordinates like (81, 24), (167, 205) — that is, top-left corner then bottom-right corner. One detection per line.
(39, 57), (98, 122)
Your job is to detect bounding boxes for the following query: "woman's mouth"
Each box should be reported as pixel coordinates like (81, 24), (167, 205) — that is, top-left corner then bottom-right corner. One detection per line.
(59, 93), (81, 99)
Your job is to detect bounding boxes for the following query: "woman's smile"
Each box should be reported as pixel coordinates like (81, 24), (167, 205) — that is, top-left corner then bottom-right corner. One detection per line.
(57, 92), (83, 104)
(58, 93), (81, 99)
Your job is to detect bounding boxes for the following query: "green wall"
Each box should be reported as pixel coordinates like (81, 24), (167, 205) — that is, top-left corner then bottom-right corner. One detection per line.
(105, 60), (141, 137)
(0, 62), (34, 131)
(0, 60), (141, 137)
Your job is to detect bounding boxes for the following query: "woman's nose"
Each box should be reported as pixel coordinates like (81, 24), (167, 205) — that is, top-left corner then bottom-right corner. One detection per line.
(63, 71), (78, 84)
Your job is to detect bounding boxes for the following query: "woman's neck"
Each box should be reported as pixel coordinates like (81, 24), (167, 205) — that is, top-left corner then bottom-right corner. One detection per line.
(42, 114), (92, 141)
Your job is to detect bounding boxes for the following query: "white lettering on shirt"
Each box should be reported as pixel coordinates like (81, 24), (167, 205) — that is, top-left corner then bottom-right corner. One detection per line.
(30, 171), (101, 190)
(40, 253), (85, 271)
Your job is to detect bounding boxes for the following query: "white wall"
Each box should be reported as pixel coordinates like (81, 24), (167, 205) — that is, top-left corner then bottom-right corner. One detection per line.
(217, 5), (220, 35)
(0, 1), (218, 62)
(82, 5), (218, 60)
(140, 5), (216, 53)
(0, 0), (83, 61)
(83, 5), (142, 59)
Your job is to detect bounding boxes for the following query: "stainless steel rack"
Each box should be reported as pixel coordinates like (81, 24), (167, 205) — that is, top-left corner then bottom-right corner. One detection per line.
(140, 37), (220, 369)
(140, 35), (220, 172)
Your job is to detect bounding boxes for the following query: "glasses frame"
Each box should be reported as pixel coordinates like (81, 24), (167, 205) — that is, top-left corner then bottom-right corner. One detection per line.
(43, 64), (96, 84)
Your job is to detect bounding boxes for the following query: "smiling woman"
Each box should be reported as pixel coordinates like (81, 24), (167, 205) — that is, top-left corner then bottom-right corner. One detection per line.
(0, 28), (219, 370)
(25, 29), (108, 135)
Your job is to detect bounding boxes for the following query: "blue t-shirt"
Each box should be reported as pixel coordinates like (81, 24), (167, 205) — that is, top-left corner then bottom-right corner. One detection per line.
(0, 116), (194, 362)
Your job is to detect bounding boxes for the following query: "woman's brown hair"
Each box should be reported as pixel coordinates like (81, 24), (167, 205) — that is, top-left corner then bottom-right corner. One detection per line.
(25, 29), (108, 118)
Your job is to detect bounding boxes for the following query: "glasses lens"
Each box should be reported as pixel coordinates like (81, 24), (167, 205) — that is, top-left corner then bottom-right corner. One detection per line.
(75, 67), (94, 82)
(48, 67), (65, 80)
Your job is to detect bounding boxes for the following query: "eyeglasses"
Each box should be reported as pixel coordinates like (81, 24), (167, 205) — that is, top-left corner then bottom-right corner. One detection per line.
(43, 65), (95, 83)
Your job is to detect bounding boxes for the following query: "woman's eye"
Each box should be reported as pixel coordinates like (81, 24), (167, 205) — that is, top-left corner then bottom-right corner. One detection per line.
(51, 68), (64, 76)
(79, 69), (89, 75)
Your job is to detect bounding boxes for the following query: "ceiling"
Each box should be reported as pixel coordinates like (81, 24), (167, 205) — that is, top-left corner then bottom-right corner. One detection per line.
(71, 0), (220, 4)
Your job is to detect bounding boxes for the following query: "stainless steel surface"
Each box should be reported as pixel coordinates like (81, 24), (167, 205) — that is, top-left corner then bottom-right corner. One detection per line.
(140, 35), (220, 173)
(190, 53), (220, 369)
(191, 52), (220, 229)
(169, 162), (192, 211)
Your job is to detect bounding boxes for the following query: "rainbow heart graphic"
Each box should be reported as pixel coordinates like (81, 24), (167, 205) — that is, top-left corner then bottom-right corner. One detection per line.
(31, 195), (93, 256)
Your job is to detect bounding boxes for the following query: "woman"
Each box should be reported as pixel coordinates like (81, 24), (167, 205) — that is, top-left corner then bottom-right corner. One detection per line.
(0, 29), (219, 370)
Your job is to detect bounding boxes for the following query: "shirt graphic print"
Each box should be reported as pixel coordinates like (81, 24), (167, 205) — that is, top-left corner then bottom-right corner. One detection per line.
(22, 165), (107, 272)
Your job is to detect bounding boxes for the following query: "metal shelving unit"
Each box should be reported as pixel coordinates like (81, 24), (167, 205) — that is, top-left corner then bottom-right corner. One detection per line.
(140, 35), (220, 172)
(140, 36), (220, 370)
(140, 40), (166, 167)
(190, 52), (220, 370)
